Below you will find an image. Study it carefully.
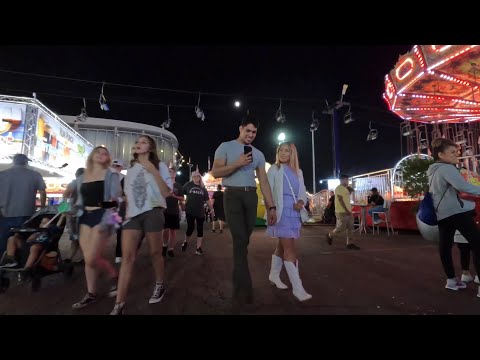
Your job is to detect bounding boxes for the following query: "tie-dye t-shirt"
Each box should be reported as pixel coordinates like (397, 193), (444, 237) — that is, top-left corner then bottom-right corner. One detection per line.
(124, 161), (173, 221)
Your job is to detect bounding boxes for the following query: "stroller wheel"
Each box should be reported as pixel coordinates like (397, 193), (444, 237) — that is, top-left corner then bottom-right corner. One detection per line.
(63, 262), (74, 279)
(31, 274), (41, 292)
(0, 277), (10, 293)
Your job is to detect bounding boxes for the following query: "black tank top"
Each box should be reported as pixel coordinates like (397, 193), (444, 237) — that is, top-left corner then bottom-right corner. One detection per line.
(81, 181), (104, 207)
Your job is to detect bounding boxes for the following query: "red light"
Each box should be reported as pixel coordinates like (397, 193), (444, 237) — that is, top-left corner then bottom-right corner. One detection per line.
(431, 45), (452, 52)
(396, 58), (414, 81)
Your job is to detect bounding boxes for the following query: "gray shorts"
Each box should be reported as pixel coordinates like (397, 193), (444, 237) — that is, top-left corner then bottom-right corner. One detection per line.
(123, 208), (165, 233)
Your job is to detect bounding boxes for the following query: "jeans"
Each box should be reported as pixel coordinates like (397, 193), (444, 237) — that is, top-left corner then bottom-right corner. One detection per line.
(368, 205), (385, 221)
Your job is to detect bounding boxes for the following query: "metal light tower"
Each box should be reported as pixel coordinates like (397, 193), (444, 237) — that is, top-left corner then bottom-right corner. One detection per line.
(323, 84), (351, 179)
(310, 111), (320, 194)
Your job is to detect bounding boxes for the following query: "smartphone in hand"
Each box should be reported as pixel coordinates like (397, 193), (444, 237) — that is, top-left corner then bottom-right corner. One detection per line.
(244, 145), (252, 161)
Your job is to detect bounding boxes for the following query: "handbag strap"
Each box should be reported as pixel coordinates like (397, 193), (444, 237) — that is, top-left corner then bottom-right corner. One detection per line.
(429, 164), (451, 212)
(283, 167), (298, 203)
(428, 165), (443, 189)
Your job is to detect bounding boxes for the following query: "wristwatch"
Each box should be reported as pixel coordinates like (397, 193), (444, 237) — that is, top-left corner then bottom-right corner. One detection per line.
(269, 206), (277, 211)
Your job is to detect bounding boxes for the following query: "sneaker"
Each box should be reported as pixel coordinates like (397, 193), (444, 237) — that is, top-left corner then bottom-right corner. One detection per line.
(346, 243), (361, 250)
(108, 278), (118, 298)
(0, 256), (18, 268)
(1, 259), (18, 268)
(115, 257), (122, 264)
(162, 246), (168, 257)
(167, 250), (175, 259)
(110, 302), (125, 315)
(445, 278), (467, 291)
(181, 242), (188, 252)
(475, 276), (480, 284)
(149, 282), (166, 304)
(72, 293), (97, 309)
(20, 268), (33, 283)
(326, 233), (333, 246)
(461, 274), (474, 283)
(195, 247), (204, 256)
(373, 219), (383, 225)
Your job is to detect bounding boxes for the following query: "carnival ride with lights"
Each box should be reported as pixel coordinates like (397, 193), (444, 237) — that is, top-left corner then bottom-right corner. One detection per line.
(345, 45), (480, 232)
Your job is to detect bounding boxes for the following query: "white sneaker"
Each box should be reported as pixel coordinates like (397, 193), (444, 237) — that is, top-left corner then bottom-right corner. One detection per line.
(475, 276), (480, 284)
(445, 278), (467, 291)
(115, 257), (122, 264)
(149, 282), (165, 304)
(110, 302), (125, 315)
(461, 274), (474, 283)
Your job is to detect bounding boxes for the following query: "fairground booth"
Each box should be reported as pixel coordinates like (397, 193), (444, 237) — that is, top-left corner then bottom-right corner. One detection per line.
(0, 94), (93, 203)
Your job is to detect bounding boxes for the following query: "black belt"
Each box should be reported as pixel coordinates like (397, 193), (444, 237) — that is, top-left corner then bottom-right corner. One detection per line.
(226, 186), (257, 192)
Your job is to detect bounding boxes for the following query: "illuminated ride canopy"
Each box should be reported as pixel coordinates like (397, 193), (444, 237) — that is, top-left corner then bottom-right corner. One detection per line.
(384, 45), (480, 124)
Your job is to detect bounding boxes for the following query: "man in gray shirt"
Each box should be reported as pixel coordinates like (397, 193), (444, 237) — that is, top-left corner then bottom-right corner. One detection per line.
(212, 114), (276, 306)
(0, 154), (47, 254)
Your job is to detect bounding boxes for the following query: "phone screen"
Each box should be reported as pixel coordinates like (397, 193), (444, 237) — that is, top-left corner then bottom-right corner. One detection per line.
(244, 146), (252, 161)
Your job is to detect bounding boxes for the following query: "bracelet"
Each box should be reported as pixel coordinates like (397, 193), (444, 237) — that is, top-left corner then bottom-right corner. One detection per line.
(268, 206), (277, 211)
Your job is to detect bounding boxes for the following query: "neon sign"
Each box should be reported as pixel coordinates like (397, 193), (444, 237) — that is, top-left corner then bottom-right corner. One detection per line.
(395, 58), (414, 81)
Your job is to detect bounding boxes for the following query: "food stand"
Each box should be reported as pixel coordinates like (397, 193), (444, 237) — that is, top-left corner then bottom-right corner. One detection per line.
(0, 94), (93, 186)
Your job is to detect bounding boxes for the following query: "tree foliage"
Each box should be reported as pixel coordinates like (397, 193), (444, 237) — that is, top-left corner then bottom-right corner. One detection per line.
(401, 157), (435, 199)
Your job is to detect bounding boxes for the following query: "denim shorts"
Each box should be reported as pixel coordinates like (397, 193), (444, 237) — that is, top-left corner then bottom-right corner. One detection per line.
(79, 209), (106, 228)
(123, 208), (164, 233)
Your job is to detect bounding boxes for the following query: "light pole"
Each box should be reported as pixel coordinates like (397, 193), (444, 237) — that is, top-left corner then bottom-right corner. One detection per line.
(187, 157), (193, 180)
(310, 112), (319, 194)
(322, 84), (351, 179)
(311, 130), (316, 194)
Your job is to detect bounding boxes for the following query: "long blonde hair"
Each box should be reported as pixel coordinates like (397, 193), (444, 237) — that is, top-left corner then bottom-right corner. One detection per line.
(275, 142), (300, 174)
(86, 146), (111, 175)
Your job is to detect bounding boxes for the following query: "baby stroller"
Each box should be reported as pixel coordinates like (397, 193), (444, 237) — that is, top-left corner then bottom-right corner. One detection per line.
(0, 205), (74, 293)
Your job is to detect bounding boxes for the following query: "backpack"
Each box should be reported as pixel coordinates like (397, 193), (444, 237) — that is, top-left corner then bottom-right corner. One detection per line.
(417, 165), (449, 226)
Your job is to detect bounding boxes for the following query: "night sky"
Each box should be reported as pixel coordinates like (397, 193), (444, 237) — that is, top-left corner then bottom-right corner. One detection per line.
(0, 45), (413, 190)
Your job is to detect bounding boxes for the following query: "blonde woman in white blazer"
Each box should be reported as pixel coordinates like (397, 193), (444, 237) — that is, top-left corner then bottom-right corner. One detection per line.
(266, 142), (312, 301)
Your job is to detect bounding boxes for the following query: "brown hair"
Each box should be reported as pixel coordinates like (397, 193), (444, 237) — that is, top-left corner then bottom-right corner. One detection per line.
(132, 135), (160, 169)
(430, 138), (457, 161)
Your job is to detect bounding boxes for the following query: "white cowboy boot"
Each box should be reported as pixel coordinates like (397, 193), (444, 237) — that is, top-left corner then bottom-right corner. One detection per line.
(268, 255), (288, 289)
(284, 260), (312, 302)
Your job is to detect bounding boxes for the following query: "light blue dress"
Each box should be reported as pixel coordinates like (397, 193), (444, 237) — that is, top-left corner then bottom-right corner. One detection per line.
(266, 166), (301, 239)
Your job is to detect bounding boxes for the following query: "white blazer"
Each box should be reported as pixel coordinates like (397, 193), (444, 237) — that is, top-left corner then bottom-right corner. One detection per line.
(267, 164), (307, 224)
